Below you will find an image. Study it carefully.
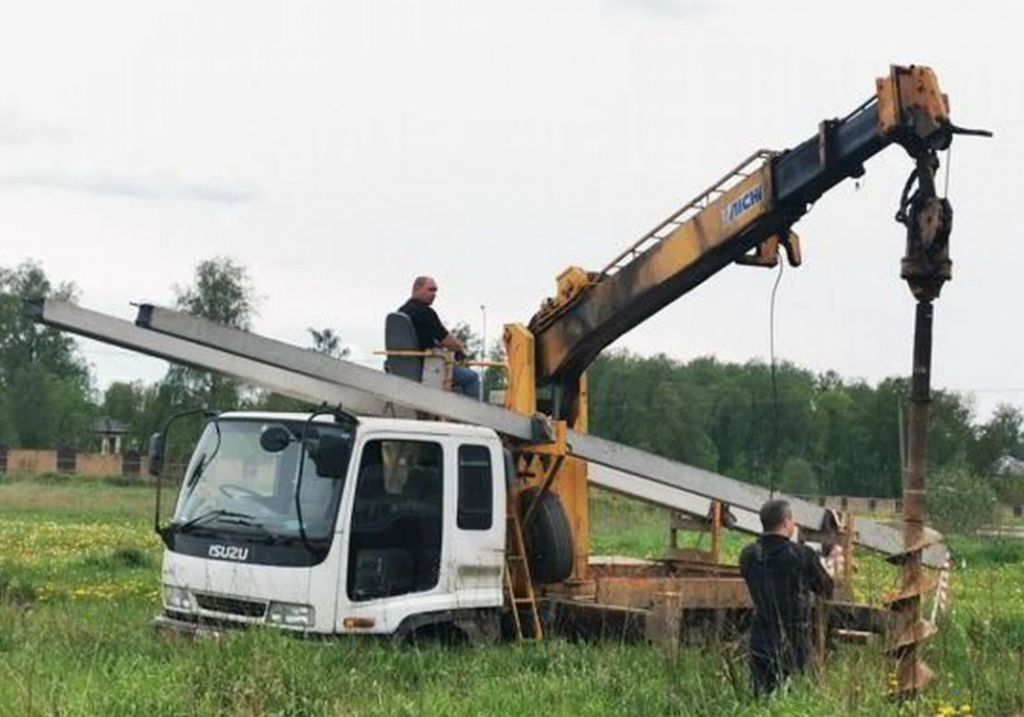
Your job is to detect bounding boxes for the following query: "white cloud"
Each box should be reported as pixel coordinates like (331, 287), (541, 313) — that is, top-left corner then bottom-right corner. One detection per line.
(0, 0), (1019, 421)
(0, 106), (68, 146)
(608, 0), (713, 18)
(0, 171), (256, 204)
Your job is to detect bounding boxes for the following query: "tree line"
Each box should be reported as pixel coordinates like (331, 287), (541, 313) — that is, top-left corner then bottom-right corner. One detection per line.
(1, 258), (1022, 502)
(588, 353), (1022, 499)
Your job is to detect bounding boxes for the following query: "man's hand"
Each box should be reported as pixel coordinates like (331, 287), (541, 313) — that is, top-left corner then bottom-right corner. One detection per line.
(440, 333), (468, 355)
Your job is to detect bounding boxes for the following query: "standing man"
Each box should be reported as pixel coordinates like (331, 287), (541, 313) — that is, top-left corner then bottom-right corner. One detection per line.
(398, 276), (481, 398)
(739, 499), (834, 696)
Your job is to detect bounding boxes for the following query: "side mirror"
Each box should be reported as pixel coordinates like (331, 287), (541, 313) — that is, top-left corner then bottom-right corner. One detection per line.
(148, 432), (165, 477)
(260, 425), (293, 453)
(309, 433), (350, 479)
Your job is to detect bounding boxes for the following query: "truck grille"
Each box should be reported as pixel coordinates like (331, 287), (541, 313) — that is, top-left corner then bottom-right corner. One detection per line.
(194, 593), (267, 618)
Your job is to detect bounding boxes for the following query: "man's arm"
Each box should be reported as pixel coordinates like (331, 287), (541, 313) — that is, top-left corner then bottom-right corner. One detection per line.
(439, 333), (468, 354)
(421, 308), (468, 354)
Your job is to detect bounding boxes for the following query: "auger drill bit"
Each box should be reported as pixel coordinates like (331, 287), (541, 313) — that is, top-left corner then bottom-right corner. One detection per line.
(887, 150), (951, 697)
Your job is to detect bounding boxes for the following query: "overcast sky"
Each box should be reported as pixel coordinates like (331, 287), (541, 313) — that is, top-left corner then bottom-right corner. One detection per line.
(1, 1), (1019, 421)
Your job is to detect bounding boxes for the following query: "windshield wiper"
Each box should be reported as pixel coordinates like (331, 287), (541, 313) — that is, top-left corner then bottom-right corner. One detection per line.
(176, 510), (282, 544)
(217, 516), (279, 543)
(177, 509), (256, 534)
(186, 452), (208, 488)
(185, 421), (223, 489)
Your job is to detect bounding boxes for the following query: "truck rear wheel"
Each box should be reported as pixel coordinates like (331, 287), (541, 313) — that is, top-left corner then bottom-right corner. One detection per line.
(519, 489), (574, 584)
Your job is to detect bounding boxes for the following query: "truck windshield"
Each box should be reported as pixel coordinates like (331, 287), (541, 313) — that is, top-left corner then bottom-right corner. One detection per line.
(172, 419), (353, 542)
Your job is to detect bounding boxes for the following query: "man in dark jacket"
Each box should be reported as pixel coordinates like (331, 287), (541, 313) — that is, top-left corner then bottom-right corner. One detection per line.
(739, 499), (834, 695)
(398, 276), (480, 398)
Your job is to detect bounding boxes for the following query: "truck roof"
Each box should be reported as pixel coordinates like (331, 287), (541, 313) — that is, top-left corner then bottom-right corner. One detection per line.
(217, 411), (500, 439)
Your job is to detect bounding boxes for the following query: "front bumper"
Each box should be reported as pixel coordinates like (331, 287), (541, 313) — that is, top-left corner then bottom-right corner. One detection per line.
(152, 611), (241, 639)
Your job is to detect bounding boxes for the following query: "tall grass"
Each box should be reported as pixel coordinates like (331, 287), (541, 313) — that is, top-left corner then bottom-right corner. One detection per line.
(1, 479), (1021, 716)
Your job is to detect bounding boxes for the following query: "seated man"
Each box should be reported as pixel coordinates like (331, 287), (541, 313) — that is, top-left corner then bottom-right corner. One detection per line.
(398, 276), (481, 398)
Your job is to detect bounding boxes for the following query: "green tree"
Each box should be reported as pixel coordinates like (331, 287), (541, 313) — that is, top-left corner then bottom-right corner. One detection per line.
(174, 257), (255, 329)
(587, 350), (980, 500)
(0, 261), (96, 449)
(102, 381), (144, 426)
(812, 385), (859, 496)
(928, 389), (975, 470)
(991, 473), (1024, 506)
(589, 352), (717, 470)
(165, 257), (257, 412)
(483, 338), (507, 397)
(308, 327), (350, 359)
(448, 321), (482, 356)
(969, 404), (1023, 476)
(928, 466), (997, 535)
(709, 379), (755, 478)
(779, 456), (819, 496)
(100, 380), (172, 452)
(138, 257), (260, 464)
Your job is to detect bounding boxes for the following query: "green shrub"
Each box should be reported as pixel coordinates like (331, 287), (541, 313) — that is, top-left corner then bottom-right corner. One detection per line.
(928, 466), (997, 535)
(990, 473), (1024, 505)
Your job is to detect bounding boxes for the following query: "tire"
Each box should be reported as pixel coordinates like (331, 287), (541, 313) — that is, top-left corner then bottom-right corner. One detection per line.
(406, 622), (467, 647)
(519, 489), (574, 584)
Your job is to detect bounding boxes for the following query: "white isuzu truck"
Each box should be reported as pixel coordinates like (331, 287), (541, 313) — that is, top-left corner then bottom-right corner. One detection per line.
(154, 411), (521, 642)
(31, 296), (944, 649)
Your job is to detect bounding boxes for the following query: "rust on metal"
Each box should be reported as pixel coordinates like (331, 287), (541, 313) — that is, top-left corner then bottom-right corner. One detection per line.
(665, 501), (727, 568)
(841, 512), (856, 599)
(645, 591), (685, 653)
(882, 574), (939, 607)
(589, 575), (751, 610)
(888, 146), (954, 698)
(885, 618), (939, 654)
(897, 659), (935, 695)
(885, 526), (945, 565)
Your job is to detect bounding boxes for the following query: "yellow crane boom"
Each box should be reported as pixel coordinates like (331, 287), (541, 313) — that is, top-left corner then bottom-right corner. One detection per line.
(510, 65), (986, 423)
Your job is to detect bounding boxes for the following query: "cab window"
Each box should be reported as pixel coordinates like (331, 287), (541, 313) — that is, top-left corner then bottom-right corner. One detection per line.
(347, 439), (443, 601)
(457, 444), (492, 530)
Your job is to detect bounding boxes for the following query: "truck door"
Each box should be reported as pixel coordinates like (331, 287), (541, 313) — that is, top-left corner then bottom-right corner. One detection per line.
(336, 435), (448, 632)
(334, 433), (506, 633)
(447, 442), (505, 605)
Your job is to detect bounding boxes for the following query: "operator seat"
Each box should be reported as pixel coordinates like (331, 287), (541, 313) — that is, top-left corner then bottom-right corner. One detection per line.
(383, 312), (449, 390)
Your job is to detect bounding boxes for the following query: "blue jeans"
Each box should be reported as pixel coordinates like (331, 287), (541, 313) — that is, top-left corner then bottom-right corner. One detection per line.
(452, 365), (481, 399)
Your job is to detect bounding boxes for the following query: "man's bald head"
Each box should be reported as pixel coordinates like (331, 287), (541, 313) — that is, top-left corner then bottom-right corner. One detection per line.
(411, 276), (438, 305)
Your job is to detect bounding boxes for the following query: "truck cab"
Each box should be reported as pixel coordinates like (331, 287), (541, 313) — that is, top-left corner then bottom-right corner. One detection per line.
(156, 412), (508, 640)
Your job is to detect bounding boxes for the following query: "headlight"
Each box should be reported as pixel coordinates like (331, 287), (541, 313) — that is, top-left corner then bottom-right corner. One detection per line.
(266, 601), (315, 628)
(163, 584), (194, 612)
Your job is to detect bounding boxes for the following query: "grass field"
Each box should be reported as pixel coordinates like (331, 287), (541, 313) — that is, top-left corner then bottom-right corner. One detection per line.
(1, 476), (1023, 717)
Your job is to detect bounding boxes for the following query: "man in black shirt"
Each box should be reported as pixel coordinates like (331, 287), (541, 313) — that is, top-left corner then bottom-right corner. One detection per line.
(398, 276), (480, 398)
(739, 499), (833, 696)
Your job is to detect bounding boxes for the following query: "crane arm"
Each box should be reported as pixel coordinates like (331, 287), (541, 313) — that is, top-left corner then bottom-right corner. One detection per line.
(527, 65), (981, 398)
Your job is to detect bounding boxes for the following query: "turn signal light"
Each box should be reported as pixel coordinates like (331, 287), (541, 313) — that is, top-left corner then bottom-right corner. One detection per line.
(342, 617), (376, 629)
